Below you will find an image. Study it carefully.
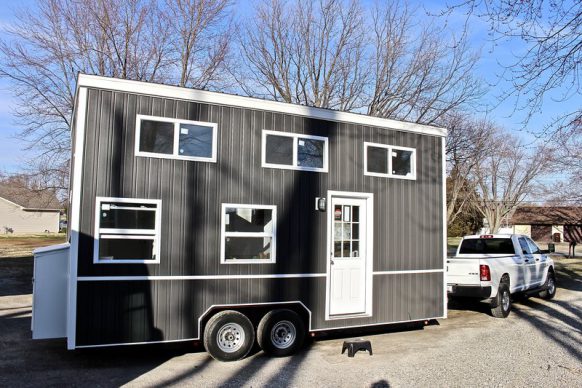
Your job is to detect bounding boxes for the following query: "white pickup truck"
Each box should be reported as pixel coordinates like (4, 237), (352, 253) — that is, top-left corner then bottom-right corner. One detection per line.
(447, 234), (556, 318)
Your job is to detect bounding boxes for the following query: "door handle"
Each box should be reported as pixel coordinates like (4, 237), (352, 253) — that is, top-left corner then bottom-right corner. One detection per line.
(535, 258), (540, 262)
(524, 259), (530, 263)
(330, 258), (335, 265)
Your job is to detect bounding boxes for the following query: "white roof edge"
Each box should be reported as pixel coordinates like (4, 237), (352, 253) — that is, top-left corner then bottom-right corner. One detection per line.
(77, 74), (447, 138)
(33, 242), (70, 255)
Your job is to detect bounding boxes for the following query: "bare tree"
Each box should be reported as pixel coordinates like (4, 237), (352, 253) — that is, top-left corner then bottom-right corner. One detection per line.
(543, 113), (582, 204)
(237, 0), (369, 111)
(237, 0), (484, 123)
(442, 1), (581, 124)
(164, 0), (233, 89)
(367, 1), (484, 124)
(0, 0), (233, 194)
(471, 128), (549, 233)
(444, 112), (494, 225)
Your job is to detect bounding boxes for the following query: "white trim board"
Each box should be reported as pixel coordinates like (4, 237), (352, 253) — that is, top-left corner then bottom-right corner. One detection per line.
(67, 87), (88, 350)
(77, 273), (327, 281)
(77, 74), (447, 138)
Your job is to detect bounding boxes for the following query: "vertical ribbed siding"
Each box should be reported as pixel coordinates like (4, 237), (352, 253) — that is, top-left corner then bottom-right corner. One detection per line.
(75, 87), (445, 346)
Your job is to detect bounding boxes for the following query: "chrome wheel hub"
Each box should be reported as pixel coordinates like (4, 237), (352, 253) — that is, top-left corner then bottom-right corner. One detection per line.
(271, 320), (296, 349)
(547, 277), (555, 294)
(217, 323), (245, 353)
(502, 291), (510, 311)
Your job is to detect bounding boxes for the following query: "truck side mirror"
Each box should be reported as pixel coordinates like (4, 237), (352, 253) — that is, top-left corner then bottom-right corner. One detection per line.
(547, 243), (555, 253)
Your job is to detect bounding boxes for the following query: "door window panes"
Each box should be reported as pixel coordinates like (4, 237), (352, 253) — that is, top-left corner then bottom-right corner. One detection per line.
(333, 205), (361, 258)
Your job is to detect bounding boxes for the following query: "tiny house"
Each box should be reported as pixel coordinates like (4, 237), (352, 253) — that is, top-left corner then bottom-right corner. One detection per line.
(32, 74), (447, 361)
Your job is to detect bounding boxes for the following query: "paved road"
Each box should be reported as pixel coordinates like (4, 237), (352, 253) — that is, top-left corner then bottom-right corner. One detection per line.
(1, 256), (580, 387)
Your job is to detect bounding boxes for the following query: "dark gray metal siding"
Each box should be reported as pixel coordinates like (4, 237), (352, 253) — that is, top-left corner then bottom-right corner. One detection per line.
(75, 87), (444, 346)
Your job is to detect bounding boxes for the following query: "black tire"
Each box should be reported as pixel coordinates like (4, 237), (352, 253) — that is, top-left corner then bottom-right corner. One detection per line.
(491, 282), (511, 318)
(539, 272), (557, 300)
(203, 310), (255, 362)
(257, 309), (305, 357)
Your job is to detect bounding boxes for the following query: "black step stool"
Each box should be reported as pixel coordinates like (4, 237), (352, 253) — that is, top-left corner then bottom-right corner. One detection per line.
(342, 339), (372, 357)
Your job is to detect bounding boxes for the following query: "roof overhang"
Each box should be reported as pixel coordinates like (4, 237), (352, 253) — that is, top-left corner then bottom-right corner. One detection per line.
(77, 73), (447, 138)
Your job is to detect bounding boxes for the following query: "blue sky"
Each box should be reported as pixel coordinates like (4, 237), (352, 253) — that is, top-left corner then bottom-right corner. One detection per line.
(0, 0), (578, 173)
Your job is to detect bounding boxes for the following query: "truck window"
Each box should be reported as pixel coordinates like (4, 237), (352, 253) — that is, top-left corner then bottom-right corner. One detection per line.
(458, 238), (515, 254)
(525, 237), (541, 254)
(518, 237), (531, 255)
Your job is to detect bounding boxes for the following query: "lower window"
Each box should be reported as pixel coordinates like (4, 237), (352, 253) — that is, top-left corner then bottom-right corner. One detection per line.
(93, 197), (162, 264)
(221, 204), (277, 264)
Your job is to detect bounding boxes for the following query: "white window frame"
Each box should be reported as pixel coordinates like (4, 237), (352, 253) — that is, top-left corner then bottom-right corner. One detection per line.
(220, 203), (277, 264)
(135, 114), (218, 162)
(363, 142), (416, 180)
(261, 130), (329, 172)
(93, 197), (162, 264)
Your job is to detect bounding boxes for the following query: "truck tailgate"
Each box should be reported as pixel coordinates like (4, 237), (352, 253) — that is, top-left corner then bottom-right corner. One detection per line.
(447, 258), (480, 285)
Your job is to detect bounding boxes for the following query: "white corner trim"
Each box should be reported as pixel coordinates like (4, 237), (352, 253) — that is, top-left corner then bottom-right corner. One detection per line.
(77, 74), (447, 138)
(67, 87), (88, 350)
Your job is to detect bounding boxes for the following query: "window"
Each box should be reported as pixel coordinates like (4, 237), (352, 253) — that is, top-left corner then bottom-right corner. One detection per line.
(262, 130), (328, 172)
(518, 237), (531, 255)
(94, 197), (162, 264)
(135, 114), (217, 162)
(221, 204), (277, 264)
(525, 237), (541, 254)
(458, 238), (515, 255)
(364, 142), (416, 180)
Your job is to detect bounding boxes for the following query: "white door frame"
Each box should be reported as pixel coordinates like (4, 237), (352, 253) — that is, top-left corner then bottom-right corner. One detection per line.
(325, 190), (374, 320)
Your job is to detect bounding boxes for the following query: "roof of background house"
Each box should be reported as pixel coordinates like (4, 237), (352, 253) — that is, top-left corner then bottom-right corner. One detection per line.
(0, 182), (62, 211)
(511, 206), (582, 225)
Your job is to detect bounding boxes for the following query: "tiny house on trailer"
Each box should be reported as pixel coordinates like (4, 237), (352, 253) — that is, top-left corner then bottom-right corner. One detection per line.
(32, 74), (447, 361)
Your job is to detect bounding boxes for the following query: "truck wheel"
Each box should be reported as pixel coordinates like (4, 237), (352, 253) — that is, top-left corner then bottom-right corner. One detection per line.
(539, 272), (556, 300)
(257, 309), (305, 357)
(491, 283), (511, 318)
(203, 310), (255, 362)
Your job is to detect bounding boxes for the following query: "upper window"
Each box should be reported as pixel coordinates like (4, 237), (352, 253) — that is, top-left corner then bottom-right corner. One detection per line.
(262, 130), (328, 172)
(135, 114), (217, 162)
(93, 197), (162, 264)
(221, 204), (277, 264)
(364, 142), (416, 180)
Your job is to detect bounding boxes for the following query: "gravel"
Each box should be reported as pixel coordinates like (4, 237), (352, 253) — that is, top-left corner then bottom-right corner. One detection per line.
(1, 255), (580, 387)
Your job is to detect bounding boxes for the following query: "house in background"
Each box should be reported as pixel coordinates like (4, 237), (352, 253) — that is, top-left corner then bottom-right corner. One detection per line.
(0, 183), (62, 234)
(511, 206), (582, 243)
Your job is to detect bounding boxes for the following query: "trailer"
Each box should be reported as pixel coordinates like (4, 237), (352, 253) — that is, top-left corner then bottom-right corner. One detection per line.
(32, 74), (447, 361)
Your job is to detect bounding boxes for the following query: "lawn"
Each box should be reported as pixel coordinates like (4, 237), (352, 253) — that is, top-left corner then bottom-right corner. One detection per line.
(0, 234), (67, 258)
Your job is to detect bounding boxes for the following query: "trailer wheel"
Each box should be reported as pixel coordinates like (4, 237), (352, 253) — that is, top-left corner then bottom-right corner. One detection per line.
(203, 310), (255, 362)
(539, 271), (556, 300)
(257, 309), (305, 357)
(490, 282), (511, 318)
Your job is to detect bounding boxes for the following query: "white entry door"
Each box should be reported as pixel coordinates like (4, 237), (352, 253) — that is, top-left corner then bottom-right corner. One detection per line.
(328, 194), (371, 316)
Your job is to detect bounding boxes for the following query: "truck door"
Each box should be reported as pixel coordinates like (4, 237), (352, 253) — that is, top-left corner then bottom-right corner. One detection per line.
(518, 237), (536, 289)
(526, 237), (547, 287)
